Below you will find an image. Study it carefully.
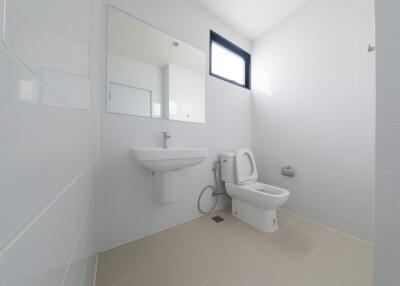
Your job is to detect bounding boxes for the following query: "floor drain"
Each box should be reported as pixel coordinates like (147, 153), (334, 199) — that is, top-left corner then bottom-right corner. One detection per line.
(211, 216), (224, 223)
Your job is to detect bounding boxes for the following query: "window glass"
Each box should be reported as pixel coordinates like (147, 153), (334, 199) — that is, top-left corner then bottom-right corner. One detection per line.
(210, 31), (251, 89)
(211, 42), (245, 85)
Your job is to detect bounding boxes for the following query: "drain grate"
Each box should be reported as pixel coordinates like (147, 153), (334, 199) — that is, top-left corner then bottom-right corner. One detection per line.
(211, 215), (224, 223)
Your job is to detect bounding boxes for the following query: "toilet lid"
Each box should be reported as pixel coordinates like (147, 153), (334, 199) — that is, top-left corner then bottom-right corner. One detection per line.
(235, 148), (258, 185)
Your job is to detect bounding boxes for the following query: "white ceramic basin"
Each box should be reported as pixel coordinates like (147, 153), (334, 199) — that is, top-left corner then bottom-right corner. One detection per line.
(132, 147), (208, 172)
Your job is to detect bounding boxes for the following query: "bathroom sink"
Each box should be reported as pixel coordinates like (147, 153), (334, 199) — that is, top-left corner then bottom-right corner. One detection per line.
(132, 147), (208, 172)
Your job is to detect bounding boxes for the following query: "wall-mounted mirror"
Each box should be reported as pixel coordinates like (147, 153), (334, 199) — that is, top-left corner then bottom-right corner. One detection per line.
(107, 6), (206, 123)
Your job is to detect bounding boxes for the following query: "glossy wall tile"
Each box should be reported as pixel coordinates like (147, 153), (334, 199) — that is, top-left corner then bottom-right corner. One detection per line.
(2, 0), (92, 110)
(98, 0), (253, 252)
(0, 0), (98, 286)
(4, 188), (75, 286)
(0, 255), (4, 286)
(251, 0), (375, 241)
(0, 47), (59, 249)
(374, 1), (400, 281)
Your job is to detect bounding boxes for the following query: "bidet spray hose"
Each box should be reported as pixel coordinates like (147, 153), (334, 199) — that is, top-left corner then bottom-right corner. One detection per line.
(197, 161), (227, 214)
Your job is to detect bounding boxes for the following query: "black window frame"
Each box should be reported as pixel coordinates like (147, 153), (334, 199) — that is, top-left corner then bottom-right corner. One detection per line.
(209, 30), (251, 90)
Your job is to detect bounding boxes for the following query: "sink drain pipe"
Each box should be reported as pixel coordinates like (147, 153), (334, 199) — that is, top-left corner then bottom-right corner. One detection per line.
(197, 161), (228, 214)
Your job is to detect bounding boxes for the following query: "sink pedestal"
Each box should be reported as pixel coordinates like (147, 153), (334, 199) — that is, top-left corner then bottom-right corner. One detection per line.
(154, 170), (181, 204)
(132, 147), (208, 204)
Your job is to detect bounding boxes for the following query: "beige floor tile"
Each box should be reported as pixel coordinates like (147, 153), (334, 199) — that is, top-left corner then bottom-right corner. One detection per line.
(209, 207), (296, 227)
(96, 209), (372, 286)
(292, 233), (373, 286)
(117, 221), (274, 286)
(207, 207), (240, 223)
(277, 209), (298, 228)
(264, 218), (333, 263)
(203, 219), (333, 286)
(97, 210), (238, 286)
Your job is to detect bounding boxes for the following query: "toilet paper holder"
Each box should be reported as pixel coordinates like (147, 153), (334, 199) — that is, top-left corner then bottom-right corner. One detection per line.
(281, 165), (296, 177)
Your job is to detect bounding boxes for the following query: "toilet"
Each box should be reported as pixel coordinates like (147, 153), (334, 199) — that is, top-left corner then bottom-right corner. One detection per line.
(220, 148), (290, 233)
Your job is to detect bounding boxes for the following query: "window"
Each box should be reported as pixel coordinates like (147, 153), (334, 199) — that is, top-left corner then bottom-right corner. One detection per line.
(209, 30), (251, 89)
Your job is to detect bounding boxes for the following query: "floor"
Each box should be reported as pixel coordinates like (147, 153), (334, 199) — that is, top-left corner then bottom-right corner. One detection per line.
(96, 209), (373, 286)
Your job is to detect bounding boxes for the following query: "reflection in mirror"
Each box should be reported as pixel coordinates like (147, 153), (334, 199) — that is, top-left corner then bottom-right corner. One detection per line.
(107, 6), (206, 123)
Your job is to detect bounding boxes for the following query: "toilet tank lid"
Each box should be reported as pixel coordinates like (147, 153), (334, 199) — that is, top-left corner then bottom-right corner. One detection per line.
(220, 152), (236, 158)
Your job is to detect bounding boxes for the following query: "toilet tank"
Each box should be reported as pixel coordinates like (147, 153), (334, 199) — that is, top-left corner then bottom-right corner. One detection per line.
(220, 152), (236, 183)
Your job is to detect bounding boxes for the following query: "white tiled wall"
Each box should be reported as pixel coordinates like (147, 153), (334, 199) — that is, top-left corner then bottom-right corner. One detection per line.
(0, 255), (4, 286)
(252, 0), (375, 241)
(0, 0), (99, 286)
(99, 0), (252, 251)
(374, 0), (400, 284)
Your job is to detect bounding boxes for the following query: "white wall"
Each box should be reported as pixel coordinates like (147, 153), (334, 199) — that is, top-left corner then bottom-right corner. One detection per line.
(99, 0), (252, 251)
(0, 0), (99, 286)
(3, 0), (91, 111)
(373, 0), (400, 284)
(108, 53), (163, 114)
(252, 0), (375, 241)
(166, 64), (206, 123)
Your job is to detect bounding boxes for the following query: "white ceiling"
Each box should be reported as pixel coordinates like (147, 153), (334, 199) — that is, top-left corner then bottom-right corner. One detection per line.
(194, 0), (312, 40)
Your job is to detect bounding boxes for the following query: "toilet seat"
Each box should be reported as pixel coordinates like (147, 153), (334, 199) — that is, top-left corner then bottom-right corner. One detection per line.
(243, 182), (289, 198)
(236, 149), (258, 185)
(226, 182), (290, 209)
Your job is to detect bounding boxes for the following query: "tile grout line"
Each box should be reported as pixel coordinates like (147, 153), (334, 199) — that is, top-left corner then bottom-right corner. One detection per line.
(110, 247), (186, 286)
(0, 254), (4, 286)
(107, 217), (239, 286)
(279, 208), (373, 246)
(92, 254), (99, 286)
(105, 212), (298, 286)
(108, 216), (243, 286)
(60, 218), (87, 286)
(100, 209), (370, 286)
(100, 208), (236, 253)
(0, 160), (96, 255)
(80, 250), (89, 286)
(0, 43), (92, 126)
(1, 0), (6, 47)
(289, 229), (336, 286)
(198, 216), (301, 286)
(80, 226), (98, 286)
(198, 246), (261, 286)
(0, 5), (92, 126)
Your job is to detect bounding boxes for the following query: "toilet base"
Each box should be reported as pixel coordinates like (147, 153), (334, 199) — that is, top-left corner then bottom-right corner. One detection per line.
(231, 199), (279, 233)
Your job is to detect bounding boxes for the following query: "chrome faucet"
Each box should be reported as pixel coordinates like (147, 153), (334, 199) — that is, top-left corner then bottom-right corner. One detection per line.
(162, 132), (171, 149)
